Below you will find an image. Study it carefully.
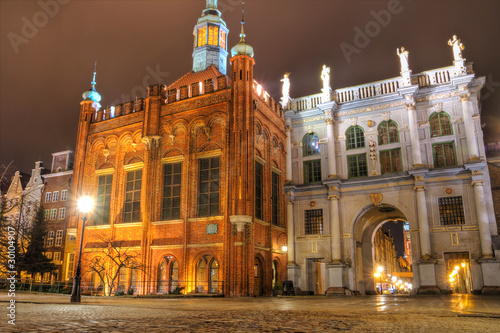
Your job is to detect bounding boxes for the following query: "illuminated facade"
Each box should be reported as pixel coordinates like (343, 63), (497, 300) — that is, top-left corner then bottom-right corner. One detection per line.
(69, 1), (287, 296)
(284, 42), (500, 295)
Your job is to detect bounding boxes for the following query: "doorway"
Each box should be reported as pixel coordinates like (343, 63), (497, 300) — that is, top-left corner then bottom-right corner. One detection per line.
(306, 258), (325, 295)
(444, 252), (472, 294)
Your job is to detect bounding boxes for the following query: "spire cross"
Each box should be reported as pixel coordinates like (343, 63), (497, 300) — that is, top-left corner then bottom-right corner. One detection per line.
(240, 2), (246, 41)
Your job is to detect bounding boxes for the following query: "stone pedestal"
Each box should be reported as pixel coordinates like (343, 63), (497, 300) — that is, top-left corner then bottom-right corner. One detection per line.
(417, 259), (440, 294)
(478, 257), (500, 294)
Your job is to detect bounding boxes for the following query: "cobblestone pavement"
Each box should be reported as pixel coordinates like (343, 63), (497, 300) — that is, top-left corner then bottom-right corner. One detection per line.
(1, 293), (500, 332)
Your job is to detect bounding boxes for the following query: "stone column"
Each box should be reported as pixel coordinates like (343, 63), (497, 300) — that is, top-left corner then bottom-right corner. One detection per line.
(407, 103), (422, 167)
(285, 124), (293, 182)
(329, 195), (341, 262)
(326, 118), (337, 178)
(414, 185), (431, 258)
(472, 180), (493, 257)
(286, 201), (295, 264)
(460, 93), (480, 161)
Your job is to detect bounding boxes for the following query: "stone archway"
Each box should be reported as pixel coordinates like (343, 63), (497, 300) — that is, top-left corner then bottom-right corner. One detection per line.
(352, 204), (411, 295)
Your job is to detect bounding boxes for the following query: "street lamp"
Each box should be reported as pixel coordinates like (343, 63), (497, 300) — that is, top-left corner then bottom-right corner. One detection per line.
(277, 232), (288, 253)
(70, 195), (94, 303)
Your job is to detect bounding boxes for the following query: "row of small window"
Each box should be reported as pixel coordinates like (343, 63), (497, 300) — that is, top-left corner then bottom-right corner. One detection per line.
(196, 24), (227, 49)
(44, 208), (66, 220)
(304, 196), (465, 235)
(45, 190), (68, 203)
(43, 251), (61, 262)
(302, 113), (453, 157)
(304, 142), (456, 183)
(45, 230), (64, 247)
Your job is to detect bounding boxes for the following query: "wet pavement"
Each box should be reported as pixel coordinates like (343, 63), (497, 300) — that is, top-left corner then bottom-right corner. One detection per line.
(1, 292), (499, 332)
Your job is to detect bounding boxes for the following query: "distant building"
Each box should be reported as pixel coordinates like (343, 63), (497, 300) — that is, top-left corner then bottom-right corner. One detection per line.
(68, 2), (286, 296)
(41, 151), (74, 283)
(284, 42), (500, 294)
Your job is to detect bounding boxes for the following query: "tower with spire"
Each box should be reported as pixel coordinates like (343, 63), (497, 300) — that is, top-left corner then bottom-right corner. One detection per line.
(192, 0), (229, 75)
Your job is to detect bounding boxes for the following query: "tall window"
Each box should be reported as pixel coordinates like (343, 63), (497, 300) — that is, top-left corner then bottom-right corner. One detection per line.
(255, 162), (263, 220)
(380, 149), (402, 174)
(45, 192), (52, 203)
(208, 25), (219, 46)
(60, 190), (68, 201)
(54, 252), (61, 262)
(58, 208), (66, 219)
(55, 230), (63, 246)
(430, 112), (452, 137)
(52, 191), (59, 202)
(66, 253), (75, 280)
(439, 196), (465, 225)
(95, 174), (113, 225)
(44, 210), (50, 221)
(305, 209), (323, 235)
(346, 126), (365, 150)
(303, 160), (321, 184)
(272, 172), (279, 226)
(198, 157), (220, 217)
(302, 133), (320, 156)
(433, 142), (456, 167)
(124, 170), (142, 223)
(50, 209), (57, 220)
(220, 30), (227, 50)
(196, 255), (219, 294)
(347, 154), (368, 178)
(47, 231), (54, 247)
(197, 26), (207, 47)
(378, 120), (399, 145)
(162, 163), (182, 220)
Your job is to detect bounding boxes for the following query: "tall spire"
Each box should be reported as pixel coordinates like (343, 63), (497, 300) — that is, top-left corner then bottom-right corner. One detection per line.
(82, 60), (102, 103)
(206, 0), (217, 10)
(231, 1), (254, 58)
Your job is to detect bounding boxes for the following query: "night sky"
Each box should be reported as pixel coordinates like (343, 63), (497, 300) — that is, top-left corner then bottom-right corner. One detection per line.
(1, 0), (499, 173)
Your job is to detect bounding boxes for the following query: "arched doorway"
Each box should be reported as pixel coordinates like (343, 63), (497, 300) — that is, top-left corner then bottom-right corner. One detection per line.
(353, 204), (413, 295)
(195, 255), (220, 294)
(157, 256), (179, 294)
(254, 256), (264, 296)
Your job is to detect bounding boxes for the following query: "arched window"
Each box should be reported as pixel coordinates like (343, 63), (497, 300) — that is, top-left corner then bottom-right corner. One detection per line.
(378, 120), (399, 145)
(195, 255), (220, 294)
(346, 126), (365, 150)
(430, 112), (452, 137)
(302, 133), (320, 156)
(157, 256), (178, 294)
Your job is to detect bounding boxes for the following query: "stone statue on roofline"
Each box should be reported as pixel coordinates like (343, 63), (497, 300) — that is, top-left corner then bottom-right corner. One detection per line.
(281, 73), (291, 108)
(321, 65), (331, 102)
(448, 35), (465, 61)
(397, 47), (410, 73)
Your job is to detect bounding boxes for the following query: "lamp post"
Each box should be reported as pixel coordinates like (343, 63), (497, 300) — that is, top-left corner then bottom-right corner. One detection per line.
(70, 195), (94, 303)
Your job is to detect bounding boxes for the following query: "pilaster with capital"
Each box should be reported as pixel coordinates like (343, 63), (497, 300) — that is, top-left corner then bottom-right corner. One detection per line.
(460, 92), (481, 162)
(406, 100), (423, 168)
(285, 120), (293, 182)
(471, 178), (493, 257)
(414, 183), (432, 258)
(328, 194), (341, 262)
(325, 118), (337, 178)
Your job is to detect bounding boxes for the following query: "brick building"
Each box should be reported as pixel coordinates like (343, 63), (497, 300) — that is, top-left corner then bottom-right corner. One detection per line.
(68, 1), (287, 296)
(41, 151), (75, 282)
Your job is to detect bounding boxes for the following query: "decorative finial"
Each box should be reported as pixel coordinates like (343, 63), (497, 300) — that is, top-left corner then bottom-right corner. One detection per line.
(91, 60), (97, 91)
(240, 2), (246, 41)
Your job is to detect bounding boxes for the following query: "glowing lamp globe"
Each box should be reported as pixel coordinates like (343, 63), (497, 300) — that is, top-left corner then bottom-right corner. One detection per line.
(78, 196), (94, 214)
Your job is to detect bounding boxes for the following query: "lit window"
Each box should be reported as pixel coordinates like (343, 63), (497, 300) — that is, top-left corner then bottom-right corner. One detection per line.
(61, 190), (68, 201)
(220, 30), (226, 50)
(66, 253), (75, 280)
(255, 162), (263, 220)
(302, 133), (320, 156)
(47, 231), (54, 247)
(439, 196), (465, 225)
(94, 175), (113, 225)
(208, 25), (219, 46)
(52, 191), (59, 202)
(305, 209), (323, 235)
(197, 26), (207, 47)
(58, 208), (66, 219)
(46, 252), (53, 260)
(45, 192), (52, 202)
(272, 172), (280, 226)
(54, 252), (61, 262)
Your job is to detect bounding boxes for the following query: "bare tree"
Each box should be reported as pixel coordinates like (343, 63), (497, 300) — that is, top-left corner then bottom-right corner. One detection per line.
(85, 234), (145, 296)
